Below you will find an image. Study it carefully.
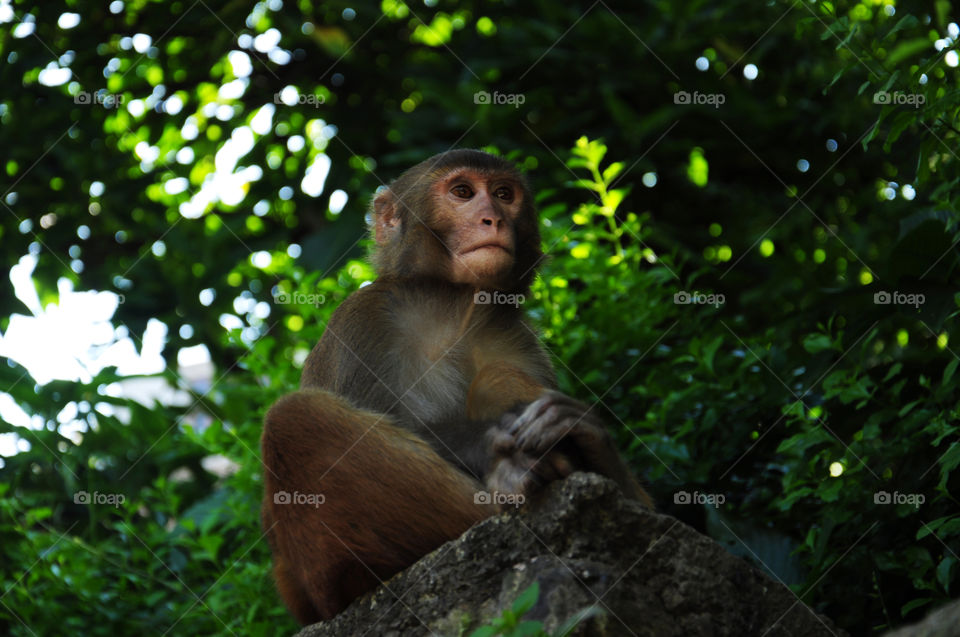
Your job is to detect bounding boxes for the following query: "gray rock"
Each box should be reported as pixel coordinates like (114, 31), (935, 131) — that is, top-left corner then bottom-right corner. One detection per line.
(295, 473), (842, 637)
(883, 599), (960, 637)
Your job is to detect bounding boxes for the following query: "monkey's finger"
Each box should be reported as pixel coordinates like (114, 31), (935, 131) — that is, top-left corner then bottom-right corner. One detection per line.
(568, 430), (617, 469)
(488, 460), (541, 496)
(531, 452), (575, 481)
(517, 424), (557, 451)
(513, 395), (595, 435)
(516, 413), (580, 451)
(507, 391), (562, 434)
(489, 430), (517, 454)
(517, 403), (603, 445)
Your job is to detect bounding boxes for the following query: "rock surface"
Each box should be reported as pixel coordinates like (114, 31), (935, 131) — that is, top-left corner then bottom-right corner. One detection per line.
(883, 598), (960, 637)
(296, 473), (842, 637)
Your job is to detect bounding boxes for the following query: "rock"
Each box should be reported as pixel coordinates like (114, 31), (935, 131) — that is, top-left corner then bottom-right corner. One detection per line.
(295, 473), (842, 637)
(883, 598), (960, 637)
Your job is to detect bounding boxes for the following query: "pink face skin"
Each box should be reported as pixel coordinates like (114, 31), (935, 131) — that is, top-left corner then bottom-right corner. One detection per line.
(436, 170), (523, 287)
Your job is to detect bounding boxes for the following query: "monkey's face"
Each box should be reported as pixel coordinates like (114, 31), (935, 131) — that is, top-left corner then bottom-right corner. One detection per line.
(372, 152), (541, 292)
(433, 169), (524, 288)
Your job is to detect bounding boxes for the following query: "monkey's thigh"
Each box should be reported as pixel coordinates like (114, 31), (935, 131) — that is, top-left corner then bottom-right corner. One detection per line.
(261, 389), (489, 620)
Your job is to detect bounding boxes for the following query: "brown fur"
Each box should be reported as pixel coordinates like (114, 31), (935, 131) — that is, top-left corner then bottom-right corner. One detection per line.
(261, 150), (651, 624)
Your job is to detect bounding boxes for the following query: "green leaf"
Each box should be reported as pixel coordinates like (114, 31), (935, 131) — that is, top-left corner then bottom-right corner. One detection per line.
(943, 358), (959, 387)
(937, 442), (960, 490)
(782, 400), (807, 418)
(568, 178), (602, 192)
(834, 22), (859, 50)
(879, 70), (902, 93)
(512, 621), (546, 637)
(883, 362), (903, 382)
(936, 556), (956, 591)
(901, 597), (935, 616)
(861, 119), (881, 150)
(821, 19), (845, 40)
(512, 582), (540, 615)
(886, 38), (930, 66)
(898, 400), (921, 417)
(818, 478), (844, 502)
(198, 534), (224, 559)
(601, 188), (627, 213)
(884, 110), (918, 151)
(776, 428), (833, 455)
(885, 14), (921, 40)
(802, 333), (833, 353)
(687, 148), (708, 187)
(701, 335), (723, 374)
(823, 369), (874, 404)
(601, 161), (624, 184)
(558, 606), (605, 636)
(823, 68), (847, 93)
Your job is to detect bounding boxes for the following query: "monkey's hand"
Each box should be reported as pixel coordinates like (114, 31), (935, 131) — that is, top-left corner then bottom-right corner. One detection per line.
(482, 408), (578, 500)
(505, 390), (648, 501)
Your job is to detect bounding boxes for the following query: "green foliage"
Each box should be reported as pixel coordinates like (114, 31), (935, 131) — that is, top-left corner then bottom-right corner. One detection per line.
(1, 1), (959, 635)
(466, 583), (600, 637)
(467, 582), (544, 637)
(549, 134), (959, 630)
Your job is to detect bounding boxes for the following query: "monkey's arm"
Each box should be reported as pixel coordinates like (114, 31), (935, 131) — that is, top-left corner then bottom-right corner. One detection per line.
(300, 281), (408, 413)
(459, 361), (651, 506)
(505, 391), (654, 508)
(457, 362), (636, 503)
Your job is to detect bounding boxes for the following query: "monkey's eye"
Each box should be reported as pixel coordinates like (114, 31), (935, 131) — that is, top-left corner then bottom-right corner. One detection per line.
(451, 184), (473, 199)
(494, 186), (514, 202)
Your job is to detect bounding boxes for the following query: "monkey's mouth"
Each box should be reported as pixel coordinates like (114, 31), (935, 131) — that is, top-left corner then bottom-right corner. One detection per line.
(463, 243), (512, 255)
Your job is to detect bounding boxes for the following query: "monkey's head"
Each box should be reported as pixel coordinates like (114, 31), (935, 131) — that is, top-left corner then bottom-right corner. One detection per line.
(371, 149), (542, 293)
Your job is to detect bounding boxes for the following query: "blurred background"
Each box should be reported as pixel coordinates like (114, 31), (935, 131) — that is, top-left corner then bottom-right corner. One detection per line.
(0, 0), (958, 634)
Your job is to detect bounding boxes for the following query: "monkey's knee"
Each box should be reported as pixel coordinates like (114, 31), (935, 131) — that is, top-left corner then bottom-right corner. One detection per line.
(263, 390), (338, 439)
(261, 389), (354, 471)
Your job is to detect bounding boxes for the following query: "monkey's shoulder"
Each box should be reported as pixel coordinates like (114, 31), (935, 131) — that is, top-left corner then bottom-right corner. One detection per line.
(302, 279), (471, 383)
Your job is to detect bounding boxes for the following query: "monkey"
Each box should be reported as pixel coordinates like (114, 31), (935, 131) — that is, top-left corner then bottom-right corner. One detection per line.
(260, 149), (652, 625)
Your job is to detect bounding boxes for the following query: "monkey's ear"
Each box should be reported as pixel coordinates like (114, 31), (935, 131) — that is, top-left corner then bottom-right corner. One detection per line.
(373, 189), (402, 246)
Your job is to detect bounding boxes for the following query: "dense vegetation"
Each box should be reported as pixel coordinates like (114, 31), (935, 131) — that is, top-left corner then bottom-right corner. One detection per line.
(1, 1), (958, 634)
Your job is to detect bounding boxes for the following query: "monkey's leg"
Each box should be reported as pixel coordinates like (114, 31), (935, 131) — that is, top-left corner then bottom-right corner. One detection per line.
(261, 389), (492, 623)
